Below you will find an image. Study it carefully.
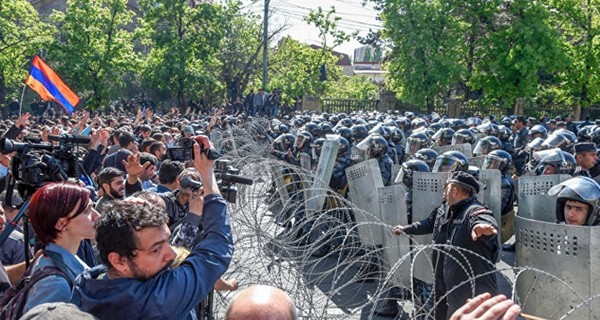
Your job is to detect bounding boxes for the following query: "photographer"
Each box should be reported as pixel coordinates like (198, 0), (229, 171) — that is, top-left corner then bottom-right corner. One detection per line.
(73, 136), (233, 319)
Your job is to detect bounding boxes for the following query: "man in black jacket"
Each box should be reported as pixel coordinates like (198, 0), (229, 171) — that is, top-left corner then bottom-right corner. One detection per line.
(393, 171), (499, 319)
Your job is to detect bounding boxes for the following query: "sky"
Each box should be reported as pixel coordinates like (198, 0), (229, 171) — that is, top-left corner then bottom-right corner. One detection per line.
(239, 0), (383, 59)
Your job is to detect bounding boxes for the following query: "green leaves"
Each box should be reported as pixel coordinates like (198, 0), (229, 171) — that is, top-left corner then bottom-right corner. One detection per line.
(0, 0), (52, 107)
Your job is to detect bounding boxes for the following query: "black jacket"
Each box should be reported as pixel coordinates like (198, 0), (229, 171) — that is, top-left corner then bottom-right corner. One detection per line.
(404, 196), (499, 319)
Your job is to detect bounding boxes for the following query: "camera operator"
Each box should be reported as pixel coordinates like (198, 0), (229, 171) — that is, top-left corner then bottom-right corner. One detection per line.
(73, 136), (233, 319)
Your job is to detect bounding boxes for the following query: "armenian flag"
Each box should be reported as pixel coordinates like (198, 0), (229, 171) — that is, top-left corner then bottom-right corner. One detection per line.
(25, 55), (79, 114)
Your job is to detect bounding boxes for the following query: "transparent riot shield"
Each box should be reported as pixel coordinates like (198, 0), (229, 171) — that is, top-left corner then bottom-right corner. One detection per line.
(350, 143), (367, 163)
(379, 185), (412, 287)
(300, 153), (312, 171)
(411, 171), (449, 283)
(346, 159), (385, 247)
(305, 140), (340, 212)
(479, 169), (502, 231)
(468, 155), (486, 169)
(391, 164), (401, 185)
(515, 215), (600, 319)
(517, 175), (571, 222)
(433, 143), (473, 158)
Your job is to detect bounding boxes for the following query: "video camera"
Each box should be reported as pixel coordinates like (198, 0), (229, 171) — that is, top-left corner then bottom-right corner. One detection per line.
(178, 159), (252, 203)
(0, 134), (92, 199)
(167, 136), (220, 162)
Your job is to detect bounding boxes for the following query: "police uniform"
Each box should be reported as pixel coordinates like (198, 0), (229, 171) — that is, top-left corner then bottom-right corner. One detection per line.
(402, 173), (499, 319)
(378, 154), (393, 186)
(510, 126), (529, 175)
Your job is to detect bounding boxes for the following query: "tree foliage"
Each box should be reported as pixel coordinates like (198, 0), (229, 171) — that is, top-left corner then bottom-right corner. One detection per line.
(0, 0), (52, 107)
(325, 75), (379, 100)
(137, 0), (227, 107)
(268, 37), (340, 105)
(47, 0), (137, 109)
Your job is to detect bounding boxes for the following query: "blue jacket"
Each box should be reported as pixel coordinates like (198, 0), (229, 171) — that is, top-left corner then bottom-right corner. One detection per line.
(73, 194), (233, 320)
(23, 243), (90, 314)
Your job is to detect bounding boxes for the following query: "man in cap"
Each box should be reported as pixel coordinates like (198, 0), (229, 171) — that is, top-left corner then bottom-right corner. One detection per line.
(573, 142), (598, 178)
(393, 171), (499, 319)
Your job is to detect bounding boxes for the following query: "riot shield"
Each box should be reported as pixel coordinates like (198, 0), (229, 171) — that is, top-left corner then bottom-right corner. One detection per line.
(379, 185), (412, 287)
(350, 143), (367, 163)
(479, 169), (502, 231)
(300, 153), (312, 171)
(411, 171), (449, 283)
(305, 140), (340, 212)
(346, 159), (385, 247)
(517, 175), (571, 222)
(433, 143), (473, 158)
(515, 215), (600, 318)
(391, 164), (401, 185)
(468, 155), (487, 169)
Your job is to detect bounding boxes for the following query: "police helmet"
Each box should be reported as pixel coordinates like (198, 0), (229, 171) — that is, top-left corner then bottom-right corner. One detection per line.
(339, 118), (353, 128)
(529, 125), (548, 139)
(410, 148), (439, 170)
(432, 128), (455, 146)
(295, 130), (313, 149)
(549, 177), (600, 226)
(336, 127), (353, 143)
(433, 150), (469, 173)
(542, 130), (576, 152)
(338, 137), (351, 156)
(366, 134), (389, 159)
(452, 129), (476, 145)
(274, 133), (295, 151)
(473, 136), (502, 156)
(405, 132), (429, 154)
(311, 138), (326, 158)
(536, 149), (576, 175)
(319, 122), (334, 136)
(483, 150), (513, 174)
(351, 124), (369, 142)
(396, 159), (430, 187)
(304, 122), (320, 138)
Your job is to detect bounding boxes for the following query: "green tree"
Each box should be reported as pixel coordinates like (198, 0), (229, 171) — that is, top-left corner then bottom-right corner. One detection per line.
(47, 0), (137, 109)
(545, 0), (600, 108)
(138, 0), (227, 107)
(268, 37), (340, 105)
(379, 0), (464, 112)
(470, 0), (568, 107)
(0, 0), (52, 108)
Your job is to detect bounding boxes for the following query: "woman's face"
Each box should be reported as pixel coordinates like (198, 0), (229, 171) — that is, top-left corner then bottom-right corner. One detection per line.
(63, 199), (100, 240)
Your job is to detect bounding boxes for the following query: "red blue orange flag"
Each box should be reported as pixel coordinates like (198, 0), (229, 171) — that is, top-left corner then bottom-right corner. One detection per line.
(25, 55), (79, 114)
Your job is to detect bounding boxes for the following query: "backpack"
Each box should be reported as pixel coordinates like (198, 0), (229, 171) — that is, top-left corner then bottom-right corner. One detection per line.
(0, 254), (73, 320)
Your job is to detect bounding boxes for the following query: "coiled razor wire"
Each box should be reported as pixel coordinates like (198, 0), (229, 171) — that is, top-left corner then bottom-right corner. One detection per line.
(207, 119), (599, 319)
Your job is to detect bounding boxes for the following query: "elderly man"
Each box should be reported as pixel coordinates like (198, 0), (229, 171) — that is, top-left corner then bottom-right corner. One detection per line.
(393, 171), (499, 319)
(225, 285), (298, 320)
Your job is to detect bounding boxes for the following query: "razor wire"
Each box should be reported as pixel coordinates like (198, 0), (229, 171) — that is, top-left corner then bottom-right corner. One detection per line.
(206, 119), (599, 320)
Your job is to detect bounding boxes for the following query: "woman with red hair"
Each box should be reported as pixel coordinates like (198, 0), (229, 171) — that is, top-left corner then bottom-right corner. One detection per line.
(22, 182), (100, 314)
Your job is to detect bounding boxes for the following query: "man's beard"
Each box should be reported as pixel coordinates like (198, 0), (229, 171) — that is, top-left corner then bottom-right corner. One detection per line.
(128, 259), (174, 281)
(108, 186), (124, 200)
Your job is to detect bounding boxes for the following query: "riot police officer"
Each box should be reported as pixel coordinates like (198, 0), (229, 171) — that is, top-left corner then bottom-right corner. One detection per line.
(548, 176), (600, 226)
(483, 150), (515, 244)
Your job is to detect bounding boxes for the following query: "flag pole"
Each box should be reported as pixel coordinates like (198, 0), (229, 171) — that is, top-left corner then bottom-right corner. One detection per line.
(18, 83), (27, 117)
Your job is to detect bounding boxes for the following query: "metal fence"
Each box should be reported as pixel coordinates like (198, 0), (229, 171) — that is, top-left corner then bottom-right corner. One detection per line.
(322, 99), (379, 114)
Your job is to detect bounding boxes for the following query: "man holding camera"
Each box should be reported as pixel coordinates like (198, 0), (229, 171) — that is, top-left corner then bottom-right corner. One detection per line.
(73, 136), (233, 319)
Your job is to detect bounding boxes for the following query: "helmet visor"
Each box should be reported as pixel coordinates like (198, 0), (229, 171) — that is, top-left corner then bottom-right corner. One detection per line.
(473, 140), (492, 156)
(483, 154), (504, 170)
(406, 138), (423, 154)
(451, 134), (468, 145)
(542, 133), (568, 149)
(433, 156), (458, 172)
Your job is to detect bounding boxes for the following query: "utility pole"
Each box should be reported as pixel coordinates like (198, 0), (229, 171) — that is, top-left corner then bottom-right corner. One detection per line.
(262, 0), (269, 89)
